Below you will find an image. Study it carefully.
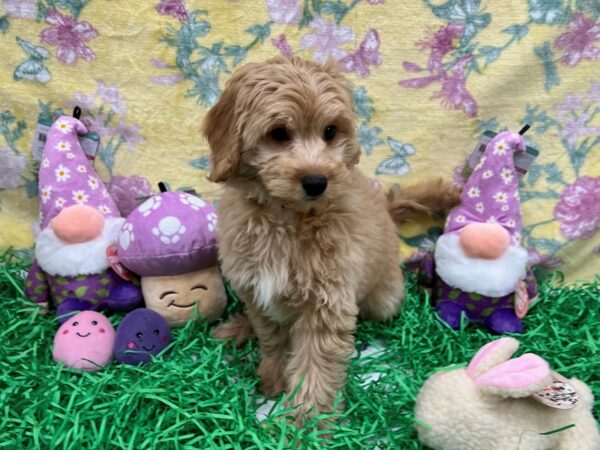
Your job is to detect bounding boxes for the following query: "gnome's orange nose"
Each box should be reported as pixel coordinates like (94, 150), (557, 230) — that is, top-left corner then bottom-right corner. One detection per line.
(51, 205), (105, 244)
(459, 222), (510, 260)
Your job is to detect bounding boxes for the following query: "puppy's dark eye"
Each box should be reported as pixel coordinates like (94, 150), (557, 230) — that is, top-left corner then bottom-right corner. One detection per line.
(323, 125), (337, 141)
(270, 127), (290, 142)
(153, 329), (160, 336)
(136, 332), (143, 339)
(91, 320), (98, 326)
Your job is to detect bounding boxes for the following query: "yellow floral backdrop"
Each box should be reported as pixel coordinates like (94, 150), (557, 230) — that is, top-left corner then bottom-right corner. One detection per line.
(0, 0), (599, 281)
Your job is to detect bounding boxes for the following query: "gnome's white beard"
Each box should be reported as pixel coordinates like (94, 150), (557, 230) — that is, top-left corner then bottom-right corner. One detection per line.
(36, 217), (125, 277)
(434, 233), (528, 298)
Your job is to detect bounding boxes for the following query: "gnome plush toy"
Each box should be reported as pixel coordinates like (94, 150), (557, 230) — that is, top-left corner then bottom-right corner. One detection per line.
(116, 189), (227, 327)
(412, 130), (537, 334)
(25, 115), (142, 322)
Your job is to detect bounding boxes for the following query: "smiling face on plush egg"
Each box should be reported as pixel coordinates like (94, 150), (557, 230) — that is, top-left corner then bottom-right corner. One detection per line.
(53, 311), (115, 371)
(113, 308), (171, 365)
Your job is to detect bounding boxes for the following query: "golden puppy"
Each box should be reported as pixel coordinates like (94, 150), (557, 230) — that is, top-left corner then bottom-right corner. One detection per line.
(203, 57), (458, 420)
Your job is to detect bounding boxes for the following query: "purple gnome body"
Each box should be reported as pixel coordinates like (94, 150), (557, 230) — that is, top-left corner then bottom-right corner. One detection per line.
(412, 130), (538, 334)
(25, 116), (142, 322)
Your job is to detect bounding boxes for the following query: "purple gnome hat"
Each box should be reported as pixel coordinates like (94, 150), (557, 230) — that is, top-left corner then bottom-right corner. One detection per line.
(38, 115), (119, 229)
(444, 131), (526, 247)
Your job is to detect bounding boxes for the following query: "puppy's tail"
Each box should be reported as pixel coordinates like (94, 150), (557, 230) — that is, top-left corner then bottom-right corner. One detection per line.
(387, 178), (461, 224)
(212, 313), (254, 347)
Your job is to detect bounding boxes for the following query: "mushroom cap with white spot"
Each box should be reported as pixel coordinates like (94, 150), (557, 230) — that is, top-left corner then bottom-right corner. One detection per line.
(116, 191), (218, 276)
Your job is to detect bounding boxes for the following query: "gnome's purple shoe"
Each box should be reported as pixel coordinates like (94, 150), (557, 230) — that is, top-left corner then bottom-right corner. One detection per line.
(56, 298), (93, 324)
(484, 309), (523, 335)
(436, 301), (467, 330)
(105, 282), (143, 311)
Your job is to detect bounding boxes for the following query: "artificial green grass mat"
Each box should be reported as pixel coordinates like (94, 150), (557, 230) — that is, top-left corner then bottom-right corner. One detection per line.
(0, 250), (598, 449)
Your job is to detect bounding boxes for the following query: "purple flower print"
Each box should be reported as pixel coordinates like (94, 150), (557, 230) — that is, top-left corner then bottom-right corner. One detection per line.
(39, 9), (97, 65)
(527, 248), (563, 269)
(338, 29), (381, 77)
(82, 113), (114, 138)
(556, 113), (600, 147)
(553, 93), (584, 116)
(272, 34), (293, 58)
(432, 56), (477, 117)
(97, 81), (127, 114)
(3, 0), (37, 19)
(593, 246), (600, 256)
(553, 176), (600, 240)
(300, 17), (355, 64)
(107, 175), (155, 217)
(554, 13), (600, 67)
(0, 147), (27, 189)
(589, 80), (600, 103)
(115, 121), (144, 150)
(151, 73), (186, 85)
(156, 0), (188, 22)
(366, 0), (385, 4)
(266, 0), (301, 25)
(399, 24), (477, 117)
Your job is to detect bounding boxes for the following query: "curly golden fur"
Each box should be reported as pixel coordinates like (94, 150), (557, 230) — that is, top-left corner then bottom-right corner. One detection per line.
(203, 57), (459, 421)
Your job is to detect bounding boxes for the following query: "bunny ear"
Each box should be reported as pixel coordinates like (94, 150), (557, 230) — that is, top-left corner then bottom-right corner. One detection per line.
(475, 354), (552, 398)
(467, 337), (520, 379)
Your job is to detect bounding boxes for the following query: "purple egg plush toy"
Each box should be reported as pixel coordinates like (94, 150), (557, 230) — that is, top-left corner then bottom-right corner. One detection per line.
(53, 311), (115, 371)
(114, 308), (171, 365)
(116, 190), (227, 326)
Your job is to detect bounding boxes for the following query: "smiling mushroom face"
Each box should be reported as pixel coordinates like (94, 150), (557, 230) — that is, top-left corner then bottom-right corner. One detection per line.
(53, 311), (115, 371)
(141, 266), (226, 326)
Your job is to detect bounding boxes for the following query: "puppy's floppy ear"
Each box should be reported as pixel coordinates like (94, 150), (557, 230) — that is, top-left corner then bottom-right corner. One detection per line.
(202, 76), (243, 183)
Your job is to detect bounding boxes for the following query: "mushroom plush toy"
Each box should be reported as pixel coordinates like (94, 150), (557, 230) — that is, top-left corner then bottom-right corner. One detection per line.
(116, 188), (227, 326)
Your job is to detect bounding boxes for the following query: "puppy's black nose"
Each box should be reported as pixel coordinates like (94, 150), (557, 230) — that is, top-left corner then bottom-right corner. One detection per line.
(301, 175), (328, 197)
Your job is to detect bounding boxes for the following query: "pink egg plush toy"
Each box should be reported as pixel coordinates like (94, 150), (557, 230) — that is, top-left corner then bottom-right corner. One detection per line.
(53, 311), (115, 371)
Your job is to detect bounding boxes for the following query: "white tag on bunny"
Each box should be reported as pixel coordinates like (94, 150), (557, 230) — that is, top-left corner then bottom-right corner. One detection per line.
(533, 377), (579, 410)
(514, 280), (529, 319)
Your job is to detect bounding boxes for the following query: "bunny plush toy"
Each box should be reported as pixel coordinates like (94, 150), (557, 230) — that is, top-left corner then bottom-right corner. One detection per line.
(414, 338), (600, 450)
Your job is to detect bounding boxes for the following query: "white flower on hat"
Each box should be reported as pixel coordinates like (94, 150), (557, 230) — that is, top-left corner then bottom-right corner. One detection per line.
(475, 202), (484, 213)
(455, 215), (466, 223)
(500, 168), (514, 184)
(474, 156), (486, 171)
(77, 165), (87, 173)
(55, 164), (71, 182)
(42, 158), (50, 168)
(55, 197), (66, 208)
(88, 176), (99, 190)
(54, 140), (71, 152)
(487, 216), (498, 224)
(72, 190), (89, 204)
(102, 190), (110, 198)
(206, 212), (218, 231)
(482, 170), (493, 179)
(99, 205), (111, 214)
(66, 152), (75, 160)
(507, 219), (516, 228)
(493, 191), (508, 203)
(513, 233), (521, 244)
(467, 187), (480, 198)
(493, 140), (508, 155)
(501, 204), (509, 212)
(40, 186), (52, 204)
(54, 119), (73, 134)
